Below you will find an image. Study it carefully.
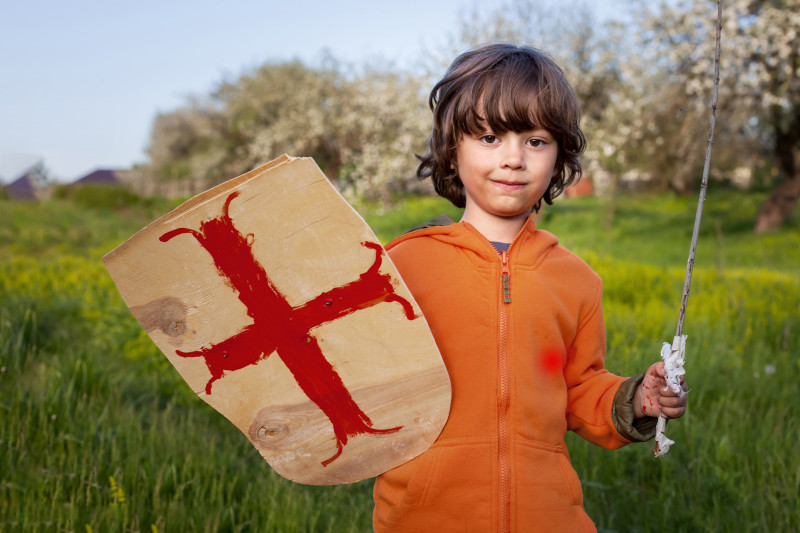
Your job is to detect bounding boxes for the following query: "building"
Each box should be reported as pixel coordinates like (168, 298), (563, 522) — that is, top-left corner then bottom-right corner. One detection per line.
(73, 169), (122, 186)
(3, 172), (39, 201)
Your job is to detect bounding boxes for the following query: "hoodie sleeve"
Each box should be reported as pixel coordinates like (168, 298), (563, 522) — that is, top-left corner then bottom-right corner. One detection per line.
(563, 277), (633, 449)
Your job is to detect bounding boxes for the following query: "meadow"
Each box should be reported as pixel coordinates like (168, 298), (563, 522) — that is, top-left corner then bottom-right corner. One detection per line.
(1, 186), (798, 532)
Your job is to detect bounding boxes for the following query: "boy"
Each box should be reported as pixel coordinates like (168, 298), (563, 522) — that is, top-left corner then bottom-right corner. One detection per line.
(372, 44), (688, 532)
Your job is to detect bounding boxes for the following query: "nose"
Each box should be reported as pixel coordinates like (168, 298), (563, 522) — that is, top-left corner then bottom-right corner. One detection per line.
(500, 143), (525, 170)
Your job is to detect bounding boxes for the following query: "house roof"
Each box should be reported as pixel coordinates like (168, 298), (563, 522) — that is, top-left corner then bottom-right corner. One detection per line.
(4, 173), (38, 200)
(73, 169), (120, 185)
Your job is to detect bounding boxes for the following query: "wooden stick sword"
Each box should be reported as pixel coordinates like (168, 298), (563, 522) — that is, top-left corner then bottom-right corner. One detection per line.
(654, 0), (723, 458)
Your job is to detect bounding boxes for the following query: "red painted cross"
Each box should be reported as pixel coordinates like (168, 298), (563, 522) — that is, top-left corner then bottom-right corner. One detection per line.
(160, 191), (417, 465)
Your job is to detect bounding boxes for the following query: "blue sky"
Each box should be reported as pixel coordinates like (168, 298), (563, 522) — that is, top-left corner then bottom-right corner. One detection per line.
(0, 0), (620, 182)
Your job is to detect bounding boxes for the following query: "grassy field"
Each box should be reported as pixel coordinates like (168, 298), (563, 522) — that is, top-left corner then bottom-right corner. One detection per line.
(1, 188), (798, 532)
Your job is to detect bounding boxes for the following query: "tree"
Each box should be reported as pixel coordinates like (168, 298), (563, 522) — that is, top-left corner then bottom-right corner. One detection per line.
(145, 58), (431, 202)
(147, 97), (224, 191)
(631, 0), (800, 231)
(740, 0), (800, 232)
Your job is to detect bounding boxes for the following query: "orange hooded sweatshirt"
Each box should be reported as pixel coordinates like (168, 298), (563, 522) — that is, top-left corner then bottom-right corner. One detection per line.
(373, 218), (635, 533)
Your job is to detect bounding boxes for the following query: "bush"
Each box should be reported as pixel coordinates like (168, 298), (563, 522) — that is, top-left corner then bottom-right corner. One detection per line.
(54, 184), (144, 210)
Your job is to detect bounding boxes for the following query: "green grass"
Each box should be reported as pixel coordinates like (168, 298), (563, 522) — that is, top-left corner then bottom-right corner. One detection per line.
(1, 190), (799, 532)
(0, 195), (176, 261)
(540, 190), (800, 273)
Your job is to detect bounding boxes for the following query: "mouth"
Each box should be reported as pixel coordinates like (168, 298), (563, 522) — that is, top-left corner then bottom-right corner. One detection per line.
(491, 180), (526, 191)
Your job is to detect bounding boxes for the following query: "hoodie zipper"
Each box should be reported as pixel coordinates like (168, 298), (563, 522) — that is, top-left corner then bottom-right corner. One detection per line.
(460, 220), (529, 533)
(501, 250), (511, 304)
(498, 249), (512, 533)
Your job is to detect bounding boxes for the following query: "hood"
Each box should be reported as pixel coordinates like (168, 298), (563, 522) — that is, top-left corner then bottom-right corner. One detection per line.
(386, 215), (560, 269)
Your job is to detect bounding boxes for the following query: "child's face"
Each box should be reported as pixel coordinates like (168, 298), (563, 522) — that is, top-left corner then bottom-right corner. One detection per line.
(455, 126), (558, 225)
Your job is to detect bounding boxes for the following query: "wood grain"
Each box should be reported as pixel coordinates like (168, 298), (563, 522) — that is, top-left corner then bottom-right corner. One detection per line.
(103, 155), (451, 484)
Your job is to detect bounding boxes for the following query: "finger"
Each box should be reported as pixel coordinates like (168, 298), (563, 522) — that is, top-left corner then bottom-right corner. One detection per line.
(659, 395), (687, 408)
(659, 385), (681, 397)
(660, 405), (686, 419)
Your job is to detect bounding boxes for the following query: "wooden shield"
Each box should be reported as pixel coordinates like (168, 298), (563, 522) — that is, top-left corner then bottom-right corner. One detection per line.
(103, 155), (451, 485)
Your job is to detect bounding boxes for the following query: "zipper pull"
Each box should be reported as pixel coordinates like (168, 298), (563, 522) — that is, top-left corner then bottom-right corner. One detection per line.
(501, 250), (511, 303)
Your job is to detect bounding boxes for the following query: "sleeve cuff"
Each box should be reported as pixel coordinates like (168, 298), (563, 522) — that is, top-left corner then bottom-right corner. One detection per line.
(612, 373), (658, 442)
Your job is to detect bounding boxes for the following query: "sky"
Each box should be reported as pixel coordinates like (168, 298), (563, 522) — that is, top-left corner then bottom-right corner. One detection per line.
(0, 0), (620, 183)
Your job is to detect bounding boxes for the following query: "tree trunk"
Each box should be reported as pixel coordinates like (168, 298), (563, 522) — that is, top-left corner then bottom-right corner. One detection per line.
(755, 127), (799, 234)
(755, 172), (800, 233)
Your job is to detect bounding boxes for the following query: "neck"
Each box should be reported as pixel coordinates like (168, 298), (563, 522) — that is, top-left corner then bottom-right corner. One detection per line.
(460, 209), (530, 243)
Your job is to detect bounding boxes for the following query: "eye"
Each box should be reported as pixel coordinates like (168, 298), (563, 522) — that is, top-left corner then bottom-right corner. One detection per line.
(527, 138), (546, 148)
(479, 134), (499, 144)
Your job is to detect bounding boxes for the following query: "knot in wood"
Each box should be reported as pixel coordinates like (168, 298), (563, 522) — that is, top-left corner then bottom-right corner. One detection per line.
(258, 425), (285, 438)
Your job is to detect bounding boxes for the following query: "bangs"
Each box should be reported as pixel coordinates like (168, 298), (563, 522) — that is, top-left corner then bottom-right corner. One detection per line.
(452, 55), (566, 138)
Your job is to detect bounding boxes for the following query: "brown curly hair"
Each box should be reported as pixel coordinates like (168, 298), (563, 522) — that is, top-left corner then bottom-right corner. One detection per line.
(417, 44), (586, 211)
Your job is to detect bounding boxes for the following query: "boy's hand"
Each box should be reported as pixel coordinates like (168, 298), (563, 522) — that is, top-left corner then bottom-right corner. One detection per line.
(633, 362), (688, 419)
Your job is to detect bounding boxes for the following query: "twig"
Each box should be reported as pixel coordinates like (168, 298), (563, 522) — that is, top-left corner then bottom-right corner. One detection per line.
(654, 0), (722, 458)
